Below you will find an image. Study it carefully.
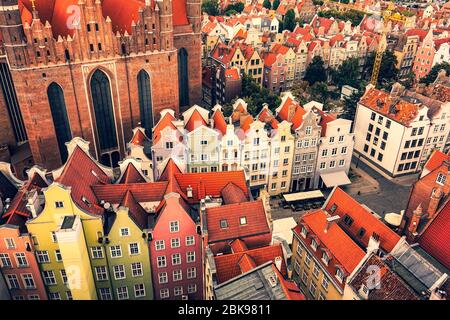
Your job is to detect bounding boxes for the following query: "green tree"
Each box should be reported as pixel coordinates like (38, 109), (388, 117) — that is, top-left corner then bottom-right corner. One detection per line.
(202, 0), (220, 16)
(310, 82), (330, 103)
(283, 9), (296, 32)
(332, 58), (360, 89)
(419, 62), (450, 85)
(312, 0), (324, 5)
(225, 2), (245, 15)
(364, 51), (399, 87)
(263, 0), (272, 9)
(241, 75), (281, 114)
(304, 56), (327, 85)
(342, 90), (363, 121)
(273, 0), (280, 10)
(398, 72), (415, 89)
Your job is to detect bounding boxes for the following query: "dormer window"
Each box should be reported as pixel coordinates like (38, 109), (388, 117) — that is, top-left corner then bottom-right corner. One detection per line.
(358, 228), (366, 237)
(436, 173), (446, 186)
(322, 252), (330, 265)
(240, 217), (247, 225)
(81, 196), (91, 207)
(220, 220), (228, 229)
(311, 239), (318, 251)
(301, 226), (308, 238)
(335, 268), (344, 283)
(343, 214), (353, 227)
(329, 204), (337, 214)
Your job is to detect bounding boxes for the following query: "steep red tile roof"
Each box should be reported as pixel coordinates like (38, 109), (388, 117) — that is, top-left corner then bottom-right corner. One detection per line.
(130, 129), (149, 146)
(57, 146), (110, 215)
(92, 182), (168, 204)
(230, 238), (248, 253)
(118, 163), (146, 184)
(238, 254), (257, 273)
(221, 182), (248, 204)
(19, 0), (188, 38)
(2, 173), (48, 224)
(185, 109), (208, 132)
(291, 105), (307, 130)
(152, 111), (178, 144)
(214, 244), (287, 284)
(263, 52), (277, 67)
(212, 108), (228, 136)
(258, 107), (279, 130)
(224, 67), (240, 81)
(120, 190), (148, 230)
(159, 158), (182, 181)
(296, 209), (366, 274)
(424, 150), (450, 173)
(276, 266), (305, 300)
(419, 200), (450, 269)
(325, 188), (401, 253)
(359, 87), (420, 126)
(405, 29), (429, 41)
(271, 43), (290, 55)
(206, 199), (270, 243)
(174, 170), (248, 203)
(314, 107), (336, 136)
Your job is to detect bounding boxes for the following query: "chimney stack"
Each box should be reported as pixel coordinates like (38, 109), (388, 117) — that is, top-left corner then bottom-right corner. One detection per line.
(325, 215), (340, 233)
(427, 188), (442, 220)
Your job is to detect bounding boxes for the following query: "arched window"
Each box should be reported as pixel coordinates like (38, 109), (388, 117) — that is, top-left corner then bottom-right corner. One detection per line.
(90, 69), (118, 154)
(137, 70), (153, 137)
(178, 48), (189, 108)
(47, 83), (72, 163)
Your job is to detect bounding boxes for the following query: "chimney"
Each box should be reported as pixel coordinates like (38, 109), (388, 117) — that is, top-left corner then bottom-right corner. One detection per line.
(427, 188), (442, 220)
(186, 185), (193, 198)
(26, 189), (42, 218)
(325, 215), (340, 233)
(274, 256), (282, 272)
(367, 232), (380, 254)
(358, 284), (370, 300)
(407, 204), (423, 241)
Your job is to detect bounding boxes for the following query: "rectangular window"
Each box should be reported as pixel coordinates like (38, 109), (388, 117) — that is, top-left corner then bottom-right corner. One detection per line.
(42, 270), (57, 285)
(173, 269), (182, 282)
(134, 284), (145, 298)
(6, 274), (20, 289)
(110, 246), (122, 258)
(172, 253), (181, 265)
(117, 287), (129, 300)
(120, 228), (129, 237)
(131, 262), (143, 277)
(113, 265), (126, 280)
(0, 253), (12, 267)
(159, 272), (168, 284)
(129, 243), (140, 255)
(157, 256), (167, 268)
(160, 288), (170, 299)
(188, 284), (197, 294)
(186, 236), (195, 246)
(186, 251), (196, 263)
(99, 288), (112, 300)
(155, 240), (165, 251)
(171, 238), (180, 248)
(91, 247), (104, 259)
(170, 221), (180, 233)
(36, 251), (50, 263)
(60, 269), (68, 284)
(95, 266), (108, 281)
(15, 252), (28, 267)
(187, 267), (197, 279)
(55, 250), (62, 262)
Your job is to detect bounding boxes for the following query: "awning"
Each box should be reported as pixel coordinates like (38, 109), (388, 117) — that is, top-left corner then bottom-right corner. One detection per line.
(283, 190), (325, 202)
(320, 171), (351, 188)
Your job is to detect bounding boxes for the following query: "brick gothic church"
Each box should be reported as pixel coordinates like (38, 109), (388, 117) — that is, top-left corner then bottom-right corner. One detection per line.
(0, 0), (201, 171)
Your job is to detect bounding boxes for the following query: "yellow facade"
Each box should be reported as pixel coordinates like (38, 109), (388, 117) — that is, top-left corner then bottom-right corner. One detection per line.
(26, 183), (101, 300)
(291, 233), (344, 300)
(102, 207), (153, 300)
(245, 50), (264, 86)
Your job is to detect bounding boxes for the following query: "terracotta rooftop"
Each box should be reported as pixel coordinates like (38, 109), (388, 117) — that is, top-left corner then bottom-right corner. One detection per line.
(214, 244), (287, 284)
(92, 182), (168, 204)
(424, 150), (450, 173)
(57, 146), (110, 215)
(118, 163), (146, 184)
(206, 199), (270, 244)
(212, 108), (228, 136)
(324, 188), (401, 253)
(130, 128), (150, 147)
(359, 87), (420, 126)
(185, 109), (208, 132)
(152, 111), (179, 144)
(295, 209), (366, 275)
(221, 182), (248, 204)
(419, 200), (450, 270)
(119, 190), (148, 230)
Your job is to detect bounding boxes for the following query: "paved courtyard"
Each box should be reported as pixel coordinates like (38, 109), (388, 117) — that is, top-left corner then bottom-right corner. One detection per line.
(271, 156), (416, 221)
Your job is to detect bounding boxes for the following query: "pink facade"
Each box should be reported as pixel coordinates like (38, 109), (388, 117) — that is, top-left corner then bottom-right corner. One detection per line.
(413, 31), (436, 80)
(0, 226), (48, 300)
(149, 193), (203, 300)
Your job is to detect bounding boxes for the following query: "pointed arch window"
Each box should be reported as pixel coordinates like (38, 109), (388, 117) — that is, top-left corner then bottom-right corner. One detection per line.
(90, 69), (118, 153)
(178, 48), (189, 108)
(47, 83), (72, 163)
(137, 70), (153, 137)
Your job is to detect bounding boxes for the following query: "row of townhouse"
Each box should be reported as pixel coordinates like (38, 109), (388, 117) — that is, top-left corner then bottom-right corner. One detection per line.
(290, 186), (449, 300)
(0, 128), (298, 300)
(353, 80), (450, 177)
(151, 93), (354, 197)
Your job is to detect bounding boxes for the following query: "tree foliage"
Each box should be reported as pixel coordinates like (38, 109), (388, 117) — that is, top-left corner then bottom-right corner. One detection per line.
(419, 62), (450, 85)
(263, 0), (272, 10)
(273, 0), (280, 10)
(332, 57), (360, 89)
(342, 90), (363, 121)
(224, 2), (244, 15)
(304, 56), (327, 85)
(201, 0), (220, 16)
(241, 75), (281, 115)
(318, 9), (364, 26)
(282, 9), (297, 32)
(364, 51), (399, 88)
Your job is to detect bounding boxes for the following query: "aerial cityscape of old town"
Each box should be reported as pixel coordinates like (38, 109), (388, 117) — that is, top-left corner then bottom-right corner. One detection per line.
(0, 0), (448, 304)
